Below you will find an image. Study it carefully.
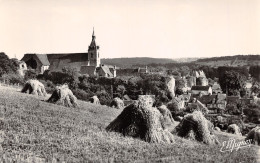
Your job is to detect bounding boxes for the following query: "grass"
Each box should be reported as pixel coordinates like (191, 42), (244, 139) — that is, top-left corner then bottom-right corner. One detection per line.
(0, 85), (259, 162)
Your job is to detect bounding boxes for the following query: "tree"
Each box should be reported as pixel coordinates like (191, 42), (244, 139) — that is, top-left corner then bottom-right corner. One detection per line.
(61, 67), (80, 89)
(175, 77), (185, 90)
(218, 66), (249, 80)
(252, 81), (260, 96)
(167, 100), (180, 116)
(219, 70), (246, 96)
(116, 85), (126, 98)
(24, 70), (37, 81)
(249, 65), (260, 81)
(0, 52), (19, 76)
(175, 88), (184, 96)
(179, 66), (190, 77)
(240, 88), (247, 98)
(199, 66), (218, 79)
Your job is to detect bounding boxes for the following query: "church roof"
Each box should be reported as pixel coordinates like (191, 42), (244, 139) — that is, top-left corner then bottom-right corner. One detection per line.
(191, 93), (227, 104)
(191, 86), (210, 91)
(47, 53), (88, 62)
(80, 66), (96, 75)
(191, 94), (217, 104)
(226, 96), (240, 104)
(97, 65), (114, 77)
(37, 54), (50, 66)
(23, 53), (89, 66)
(22, 54), (50, 66)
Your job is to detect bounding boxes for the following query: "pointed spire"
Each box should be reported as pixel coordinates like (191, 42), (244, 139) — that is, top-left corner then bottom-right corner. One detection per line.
(92, 27), (96, 41)
(92, 27), (95, 37)
(90, 27), (96, 47)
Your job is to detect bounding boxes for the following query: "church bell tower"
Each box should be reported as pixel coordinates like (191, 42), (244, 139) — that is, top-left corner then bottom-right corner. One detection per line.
(88, 28), (100, 67)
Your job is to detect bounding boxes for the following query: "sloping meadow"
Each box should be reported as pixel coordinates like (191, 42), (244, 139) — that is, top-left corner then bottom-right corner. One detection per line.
(0, 86), (258, 162)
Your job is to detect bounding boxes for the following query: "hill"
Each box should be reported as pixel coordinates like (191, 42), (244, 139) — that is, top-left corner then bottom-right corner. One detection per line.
(195, 55), (260, 67)
(101, 57), (176, 68)
(0, 85), (259, 162)
(173, 57), (200, 63)
(101, 55), (260, 68)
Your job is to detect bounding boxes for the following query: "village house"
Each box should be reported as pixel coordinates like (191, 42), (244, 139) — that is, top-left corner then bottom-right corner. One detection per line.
(116, 66), (148, 76)
(244, 81), (253, 97)
(21, 29), (116, 77)
(187, 97), (208, 112)
(190, 93), (227, 114)
(21, 54), (50, 74)
(212, 82), (222, 94)
(191, 86), (212, 95)
(80, 65), (116, 78)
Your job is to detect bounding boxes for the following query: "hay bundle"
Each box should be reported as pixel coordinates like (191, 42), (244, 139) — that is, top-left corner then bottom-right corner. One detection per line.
(110, 97), (124, 109)
(47, 84), (78, 108)
(227, 124), (242, 136)
(106, 96), (174, 143)
(21, 79), (47, 96)
(137, 95), (155, 107)
(173, 111), (219, 145)
(157, 105), (176, 130)
(89, 96), (100, 105)
(246, 127), (260, 145)
(0, 118), (5, 146)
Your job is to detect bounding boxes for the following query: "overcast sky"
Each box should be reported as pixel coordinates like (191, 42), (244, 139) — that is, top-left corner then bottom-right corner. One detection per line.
(0, 0), (259, 59)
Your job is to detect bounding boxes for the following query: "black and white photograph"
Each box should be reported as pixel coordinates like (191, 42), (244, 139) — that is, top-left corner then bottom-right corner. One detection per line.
(0, 0), (260, 162)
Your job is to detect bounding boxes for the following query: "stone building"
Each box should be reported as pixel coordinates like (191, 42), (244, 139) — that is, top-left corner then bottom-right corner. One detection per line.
(191, 86), (212, 95)
(21, 54), (50, 74)
(190, 93), (227, 114)
(212, 82), (222, 94)
(21, 29), (116, 77)
(186, 70), (208, 87)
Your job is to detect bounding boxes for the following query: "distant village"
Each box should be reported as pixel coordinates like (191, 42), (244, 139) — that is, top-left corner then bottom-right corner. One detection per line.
(15, 30), (259, 118)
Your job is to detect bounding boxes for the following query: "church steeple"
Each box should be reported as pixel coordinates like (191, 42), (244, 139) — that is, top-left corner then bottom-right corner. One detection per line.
(88, 28), (100, 67)
(92, 27), (96, 40)
(90, 27), (96, 47)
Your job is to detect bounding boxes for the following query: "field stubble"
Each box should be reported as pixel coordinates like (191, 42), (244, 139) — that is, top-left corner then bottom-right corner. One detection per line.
(0, 85), (259, 162)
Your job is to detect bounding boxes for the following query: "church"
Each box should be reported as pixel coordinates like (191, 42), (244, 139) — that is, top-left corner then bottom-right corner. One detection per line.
(21, 29), (116, 78)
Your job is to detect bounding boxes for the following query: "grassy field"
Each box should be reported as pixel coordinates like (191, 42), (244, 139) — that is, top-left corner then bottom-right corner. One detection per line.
(0, 85), (259, 162)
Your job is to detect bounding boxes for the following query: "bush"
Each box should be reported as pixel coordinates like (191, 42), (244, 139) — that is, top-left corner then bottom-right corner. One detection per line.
(186, 103), (209, 115)
(96, 90), (112, 105)
(38, 80), (56, 94)
(0, 52), (19, 76)
(0, 74), (25, 85)
(24, 70), (37, 81)
(167, 100), (180, 116)
(72, 89), (93, 101)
